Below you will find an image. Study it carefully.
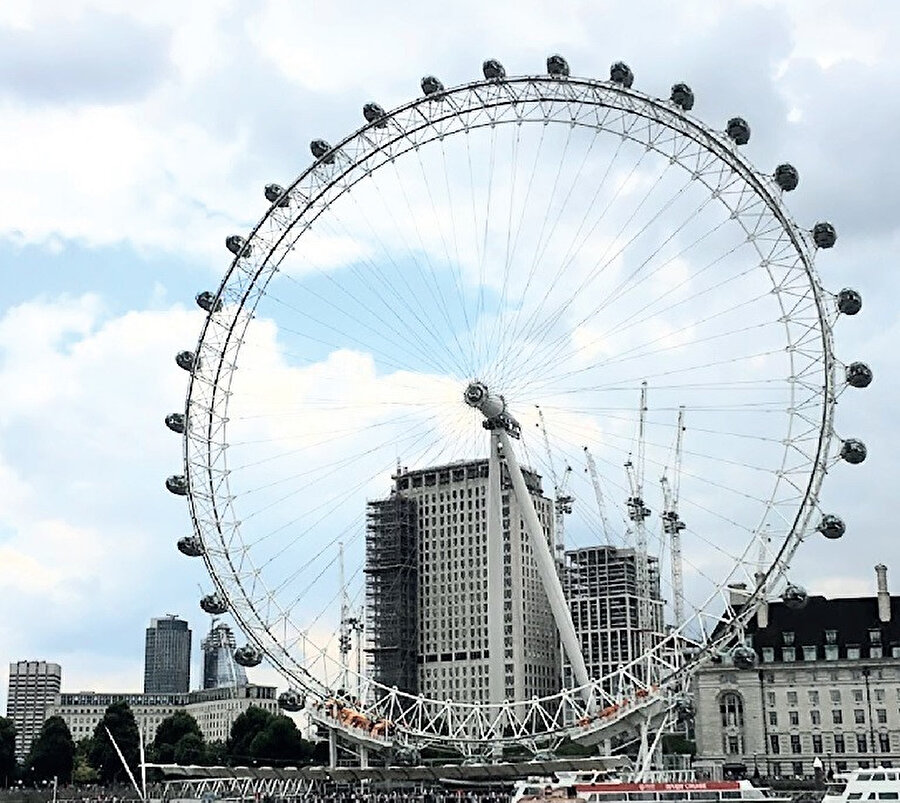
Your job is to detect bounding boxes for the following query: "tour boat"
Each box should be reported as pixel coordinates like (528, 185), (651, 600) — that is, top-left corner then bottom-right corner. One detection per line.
(822, 767), (900, 803)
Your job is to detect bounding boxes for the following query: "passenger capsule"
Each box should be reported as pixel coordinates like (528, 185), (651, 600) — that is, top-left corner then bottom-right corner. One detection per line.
(195, 291), (222, 313)
(234, 645), (264, 667)
(278, 690), (305, 712)
(362, 102), (387, 126)
(165, 413), (185, 434)
(226, 235), (252, 258)
(264, 184), (290, 207)
(421, 76), (444, 96)
(731, 644), (757, 670)
(836, 288), (862, 315)
(846, 362), (873, 388)
(817, 514), (846, 540)
(840, 439), (867, 464)
(166, 475), (188, 496)
(782, 584), (808, 610)
(609, 62), (634, 88)
(482, 59), (506, 80)
(200, 593), (228, 615)
(546, 55), (570, 77)
(726, 117), (751, 145)
(177, 536), (204, 557)
(670, 83), (694, 111)
(774, 164), (799, 191)
(812, 222), (837, 249)
(310, 140), (335, 164)
(175, 351), (198, 372)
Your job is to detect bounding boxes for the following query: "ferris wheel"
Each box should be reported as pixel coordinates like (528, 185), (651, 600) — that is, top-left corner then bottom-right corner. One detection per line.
(165, 56), (870, 757)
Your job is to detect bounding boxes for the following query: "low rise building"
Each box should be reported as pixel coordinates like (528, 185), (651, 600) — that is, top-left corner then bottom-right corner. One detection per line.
(694, 565), (900, 778)
(47, 684), (278, 745)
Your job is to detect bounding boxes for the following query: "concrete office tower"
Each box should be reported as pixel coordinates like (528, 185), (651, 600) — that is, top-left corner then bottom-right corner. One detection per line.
(144, 615), (191, 694)
(201, 620), (248, 689)
(564, 545), (664, 690)
(6, 660), (62, 760)
(367, 458), (559, 706)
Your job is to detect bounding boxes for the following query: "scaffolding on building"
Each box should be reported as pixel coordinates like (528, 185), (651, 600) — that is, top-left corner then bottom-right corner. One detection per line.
(364, 492), (419, 696)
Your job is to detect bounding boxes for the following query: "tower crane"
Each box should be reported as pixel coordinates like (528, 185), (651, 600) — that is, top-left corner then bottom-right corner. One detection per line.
(624, 382), (652, 655)
(583, 445), (614, 544)
(535, 406), (574, 557)
(660, 406), (687, 628)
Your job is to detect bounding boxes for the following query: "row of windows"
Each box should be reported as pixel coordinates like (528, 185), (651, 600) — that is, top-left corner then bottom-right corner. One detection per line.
(765, 687), (900, 706)
(768, 708), (891, 726)
(764, 645), (900, 661)
(769, 732), (891, 754)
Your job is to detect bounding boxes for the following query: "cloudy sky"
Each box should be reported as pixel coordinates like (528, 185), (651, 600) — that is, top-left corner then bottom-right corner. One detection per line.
(2, 0), (898, 708)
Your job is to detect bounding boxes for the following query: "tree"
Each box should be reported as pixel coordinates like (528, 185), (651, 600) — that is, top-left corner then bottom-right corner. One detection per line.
(248, 716), (312, 765)
(27, 716), (75, 783)
(226, 706), (275, 765)
(152, 711), (203, 764)
(72, 738), (99, 785)
(0, 718), (16, 787)
(173, 733), (207, 765)
(88, 701), (140, 784)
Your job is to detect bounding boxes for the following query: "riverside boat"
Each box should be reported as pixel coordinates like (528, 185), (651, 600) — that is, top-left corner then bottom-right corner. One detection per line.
(822, 767), (900, 803)
(512, 770), (791, 803)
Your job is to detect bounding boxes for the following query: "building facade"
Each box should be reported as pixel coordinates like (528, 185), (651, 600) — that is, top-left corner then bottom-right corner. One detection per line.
(565, 545), (664, 690)
(47, 684), (278, 745)
(6, 660), (62, 760)
(694, 566), (900, 778)
(202, 620), (248, 690)
(368, 458), (559, 705)
(144, 615), (192, 694)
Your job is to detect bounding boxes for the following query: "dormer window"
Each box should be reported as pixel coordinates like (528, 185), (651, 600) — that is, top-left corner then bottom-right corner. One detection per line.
(869, 629), (882, 645)
(825, 629), (838, 644)
(783, 631), (795, 646)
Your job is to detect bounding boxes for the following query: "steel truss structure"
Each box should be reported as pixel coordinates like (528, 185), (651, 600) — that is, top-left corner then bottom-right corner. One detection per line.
(171, 59), (868, 755)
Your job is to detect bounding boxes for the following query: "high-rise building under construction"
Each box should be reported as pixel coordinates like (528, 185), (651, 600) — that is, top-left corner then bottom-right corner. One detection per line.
(201, 620), (248, 689)
(366, 457), (559, 705)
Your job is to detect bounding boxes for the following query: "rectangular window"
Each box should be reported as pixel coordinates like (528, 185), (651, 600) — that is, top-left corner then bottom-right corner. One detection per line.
(809, 690), (820, 705)
(787, 691), (798, 706)
(869, 629), (882, 645)
(790, 711), (800, 726)
(880, 733), (891, 752)
(855, 709), (866, 724)
(791, 735), (802, 754)
(825, 629), (838, 644)
(803, 646), (817, 661)
(857, 733), (869, 752)
(848, 646), (861, 660)
(811, 710), (821, 726)
(813, 735), (823, 753)
(871, 646), (883, 658)
(783, 631), (795, 646)
(875, 689), (885, 703)
(769, 711), (778, 726)
(830, 689), (842, 703)
(782, 647), (796, 662)
(853, 689), (864, 703)
(762, 647), (775, 663)
(833, 710), (843, 725)
(767, 691), (776, 707)
(770, 734), (780, 754)
(877, 709), (887, 724)
(793, 761), (804, 777)
(825, 645), (839, 661)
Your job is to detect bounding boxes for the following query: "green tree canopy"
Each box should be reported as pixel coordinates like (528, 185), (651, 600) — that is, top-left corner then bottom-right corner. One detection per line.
(0, 717), (17, 786)
(152, 711), (203, 764)
(88, 701), (141, 785)
(27, 716), (75, 783)
(226, 706), (275, 765)
(248, 716), (312, 765)
(173, 732), (207, 766)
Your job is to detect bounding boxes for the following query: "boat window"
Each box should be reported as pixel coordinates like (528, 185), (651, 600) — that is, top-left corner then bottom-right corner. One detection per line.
(660, 794), (684, 801)
(722, 792), (743, 799)
(872, 774), (886, 781)
(879, 794), (899, 800)
(859, 774), (873, 781)
(848, 793), (863, 800)
(690, 793), (720, 801)
(627, 793), (657, 801)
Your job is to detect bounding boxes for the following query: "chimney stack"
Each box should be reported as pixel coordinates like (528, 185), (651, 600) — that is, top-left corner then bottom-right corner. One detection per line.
(875, 564), (890, 623)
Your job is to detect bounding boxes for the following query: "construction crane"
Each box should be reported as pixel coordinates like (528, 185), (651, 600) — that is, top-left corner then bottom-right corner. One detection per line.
(583, 445), (614, 544)
(624, 382), (652, 655)
(338, 542), (364, 701)
(535, 406), (574, 557)
(660, 406), (687, 627)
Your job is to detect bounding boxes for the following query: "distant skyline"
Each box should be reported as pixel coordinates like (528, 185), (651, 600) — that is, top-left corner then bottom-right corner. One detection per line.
(3, 0), (900, 708)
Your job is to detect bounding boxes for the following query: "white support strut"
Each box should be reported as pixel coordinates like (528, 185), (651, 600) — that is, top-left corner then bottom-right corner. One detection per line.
(486, 431), (505, 708)
(463, 380), (591, 697)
